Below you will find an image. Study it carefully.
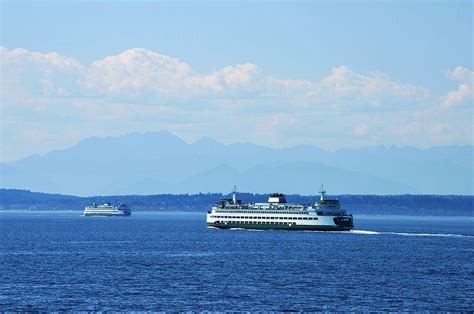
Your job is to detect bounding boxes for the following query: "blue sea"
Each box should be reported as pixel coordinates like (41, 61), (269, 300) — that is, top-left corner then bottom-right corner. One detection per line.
(1, 211), (473, 311)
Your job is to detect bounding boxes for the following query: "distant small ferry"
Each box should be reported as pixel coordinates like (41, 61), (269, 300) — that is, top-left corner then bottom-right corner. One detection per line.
(206, 186), (353, 231)
(84, 203), (131, 217)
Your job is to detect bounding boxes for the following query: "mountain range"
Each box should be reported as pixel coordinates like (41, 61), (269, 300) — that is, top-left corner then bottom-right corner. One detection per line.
(1, 131), (472, 196)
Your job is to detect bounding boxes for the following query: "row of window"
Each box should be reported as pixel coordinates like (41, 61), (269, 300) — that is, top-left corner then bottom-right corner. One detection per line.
(215, 211), (306, 215)
(252, 207), (304, 210)
(211, 215), (318, 220)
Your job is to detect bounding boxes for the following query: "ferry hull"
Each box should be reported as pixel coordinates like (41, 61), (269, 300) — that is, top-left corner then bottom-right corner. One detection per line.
(207, 222), (352, 231)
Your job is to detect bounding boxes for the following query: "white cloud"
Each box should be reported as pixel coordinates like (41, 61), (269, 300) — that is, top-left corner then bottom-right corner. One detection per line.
(2, 46), (430, 111)
(78, 49), (309, 100)
(441, 66), (473, 108)
(308, 66), (430, 110)
(75, 48), (429, 110)
(78, 48), (200, 97)
(0, 47), (83, 102)
(0, 47), (82, 71)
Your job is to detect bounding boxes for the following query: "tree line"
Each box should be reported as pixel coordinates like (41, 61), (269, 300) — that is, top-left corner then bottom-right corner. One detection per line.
(1, 189), (472, 216)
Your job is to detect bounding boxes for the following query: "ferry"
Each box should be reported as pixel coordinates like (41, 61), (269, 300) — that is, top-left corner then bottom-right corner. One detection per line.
(206, 186), (353, 231)
(83, 203), (131, 217)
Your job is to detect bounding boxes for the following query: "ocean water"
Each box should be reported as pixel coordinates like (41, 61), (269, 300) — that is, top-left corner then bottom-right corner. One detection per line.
(0, 211), (473, 311)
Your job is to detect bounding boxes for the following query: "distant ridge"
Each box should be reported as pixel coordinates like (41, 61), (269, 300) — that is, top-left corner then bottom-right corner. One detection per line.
(1, 131), (472, 195)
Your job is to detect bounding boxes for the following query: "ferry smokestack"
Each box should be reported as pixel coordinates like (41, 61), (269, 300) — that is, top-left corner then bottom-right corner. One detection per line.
(319, 184), (326, 201)
(232, 185), (237, 205)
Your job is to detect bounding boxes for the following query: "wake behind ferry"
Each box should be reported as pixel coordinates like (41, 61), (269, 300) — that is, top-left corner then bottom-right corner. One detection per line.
(206, 186), (353, 231)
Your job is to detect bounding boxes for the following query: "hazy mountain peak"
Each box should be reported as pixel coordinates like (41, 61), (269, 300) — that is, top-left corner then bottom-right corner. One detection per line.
(1, 131), (472, 195)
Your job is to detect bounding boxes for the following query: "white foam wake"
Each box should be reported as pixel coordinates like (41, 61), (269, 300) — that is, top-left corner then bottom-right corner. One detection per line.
(351, 230), (473, 238)
(385, 232), (473, 238)
(350, 230), (381, 235)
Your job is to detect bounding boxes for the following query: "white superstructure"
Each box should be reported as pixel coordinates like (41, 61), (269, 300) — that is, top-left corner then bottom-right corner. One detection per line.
(206, 186), (353, 231)
(84, 203), (131, 217)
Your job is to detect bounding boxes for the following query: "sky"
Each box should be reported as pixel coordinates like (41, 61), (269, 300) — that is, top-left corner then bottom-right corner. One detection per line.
(0, 0), (473, 162)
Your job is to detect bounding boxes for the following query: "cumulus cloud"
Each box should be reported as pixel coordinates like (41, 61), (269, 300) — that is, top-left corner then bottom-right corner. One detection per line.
(78, 48), (201, 97)
(308, 66), (430, 110)
(77, 50), (429, 109)
(77, 48), (270, 98)
(1, 47), (83, 100)
(1, 46), (431, 111)
(78, 49), (308, 100)
(0, 47), (82, 71)
(441, 66), (473, 108)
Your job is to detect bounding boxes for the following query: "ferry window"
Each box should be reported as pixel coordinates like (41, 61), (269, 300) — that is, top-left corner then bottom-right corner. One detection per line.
(303, 218), (308, 220)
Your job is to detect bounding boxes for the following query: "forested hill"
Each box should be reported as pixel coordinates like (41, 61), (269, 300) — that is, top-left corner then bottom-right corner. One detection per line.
(1, 189), (473, 216)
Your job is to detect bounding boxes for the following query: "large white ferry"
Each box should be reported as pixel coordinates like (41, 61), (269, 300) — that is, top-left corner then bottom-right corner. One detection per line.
(83, 203), (131, 217)
(206, 186), (353, 231)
